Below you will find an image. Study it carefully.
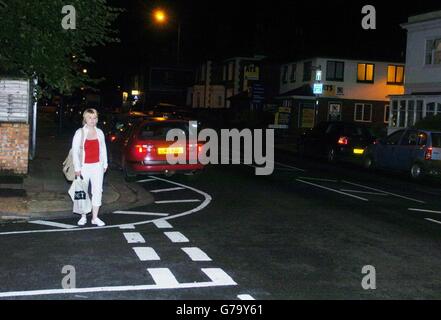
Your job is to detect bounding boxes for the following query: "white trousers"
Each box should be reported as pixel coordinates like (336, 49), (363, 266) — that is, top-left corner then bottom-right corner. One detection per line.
(81, 163), (104, 207)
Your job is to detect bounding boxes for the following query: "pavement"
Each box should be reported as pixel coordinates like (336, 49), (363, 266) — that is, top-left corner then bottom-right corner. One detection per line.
(0, 116), (154, 222)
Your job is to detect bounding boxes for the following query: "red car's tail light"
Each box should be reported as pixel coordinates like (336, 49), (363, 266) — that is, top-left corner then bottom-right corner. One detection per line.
(110, 135), (117, 142)
(425, 147), (433, 160)
(134, 145), (147, 155)
(338, 136), (349, 145)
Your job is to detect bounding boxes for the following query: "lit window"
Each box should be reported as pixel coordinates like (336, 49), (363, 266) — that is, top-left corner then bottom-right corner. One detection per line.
(357, 63), (375, 83)
(387, 65), (405, 84)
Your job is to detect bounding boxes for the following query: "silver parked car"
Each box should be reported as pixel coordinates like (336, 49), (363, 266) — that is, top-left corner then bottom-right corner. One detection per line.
(363, 129), (441, 179)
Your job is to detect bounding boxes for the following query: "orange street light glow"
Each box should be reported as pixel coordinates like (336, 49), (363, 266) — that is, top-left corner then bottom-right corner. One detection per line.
(154, 9), (167, 23)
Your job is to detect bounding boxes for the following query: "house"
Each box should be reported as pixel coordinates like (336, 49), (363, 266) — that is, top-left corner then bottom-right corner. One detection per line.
(188, 55), (279, 110)
(276, 57), (405, 131)
(389, 10), (441, 132)
(122, 65), (194, 111)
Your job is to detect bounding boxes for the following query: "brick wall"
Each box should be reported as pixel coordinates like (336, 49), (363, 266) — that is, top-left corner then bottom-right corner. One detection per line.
(0, 123), (29, 175)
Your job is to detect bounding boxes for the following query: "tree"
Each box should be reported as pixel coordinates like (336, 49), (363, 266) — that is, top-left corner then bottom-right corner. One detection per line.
(0, 0), (122, 96)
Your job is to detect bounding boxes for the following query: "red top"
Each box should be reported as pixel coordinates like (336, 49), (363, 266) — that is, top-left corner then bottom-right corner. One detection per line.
(84, 139), (100, 164)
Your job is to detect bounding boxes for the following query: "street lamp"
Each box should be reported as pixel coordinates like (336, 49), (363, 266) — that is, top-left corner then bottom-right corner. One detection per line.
(152, 8), (181, 65)
(153, 9), (167, 24)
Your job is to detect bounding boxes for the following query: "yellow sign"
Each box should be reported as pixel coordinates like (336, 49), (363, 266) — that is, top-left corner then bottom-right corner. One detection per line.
(302, 109), (315, 128)
(244, 64), (260, 80)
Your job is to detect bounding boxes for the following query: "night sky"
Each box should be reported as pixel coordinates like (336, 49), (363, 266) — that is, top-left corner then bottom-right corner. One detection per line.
(89, 0), (441, 90)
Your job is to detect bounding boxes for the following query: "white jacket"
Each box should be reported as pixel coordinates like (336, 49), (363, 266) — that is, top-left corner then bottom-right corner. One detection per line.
(72, 125), (108, 172)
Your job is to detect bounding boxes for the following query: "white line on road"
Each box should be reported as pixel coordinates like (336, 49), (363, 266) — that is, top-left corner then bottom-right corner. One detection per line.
(153, 220), (173, 229)
(202, 268), (237, 286)
(148, 268), (180, 287)
(409, 208), (441, 214)
(133, 247), (160, 261)
(342, 180), (426, 204)
(123, 232), (146, 244)
(238, 294), (255, 300)
(164, 231), (189, 243)
(0, 278), (237, 298)
(136, 178), (157, 183)
(155, 199), (201, 204)
(150, 187), (185, 193)
(113, 211), (169, 216)
(425, 218), (441, 225)
(298, 177), (338, 182)
(181, 247), (212, 261)
(296, 179), (369, 201)
(119, 225), (136, 230)
(340, 189), (388, 196)
(274, 161), (305, 172)
(28, 220), (78, 229)
(0, 176), (212, 236)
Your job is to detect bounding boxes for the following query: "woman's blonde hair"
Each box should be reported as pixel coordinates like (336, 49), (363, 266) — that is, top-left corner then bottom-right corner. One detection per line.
(82, 108), (99, 125)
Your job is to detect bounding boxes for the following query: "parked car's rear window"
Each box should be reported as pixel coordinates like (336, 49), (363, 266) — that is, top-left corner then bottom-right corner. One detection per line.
(138, 122), (189, 140)
(431, 133), (441, 148)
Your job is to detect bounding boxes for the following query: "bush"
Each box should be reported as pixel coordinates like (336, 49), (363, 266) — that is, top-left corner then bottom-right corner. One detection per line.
(414, 114), (441, 131)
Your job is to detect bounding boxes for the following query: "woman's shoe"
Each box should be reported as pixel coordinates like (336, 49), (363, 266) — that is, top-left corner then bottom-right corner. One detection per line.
(91, 217), (105, 227)
(77, 215), (87, 226)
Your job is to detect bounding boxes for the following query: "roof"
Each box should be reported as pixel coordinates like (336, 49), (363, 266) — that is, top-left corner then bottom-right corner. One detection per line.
(277, 85), (314, 98)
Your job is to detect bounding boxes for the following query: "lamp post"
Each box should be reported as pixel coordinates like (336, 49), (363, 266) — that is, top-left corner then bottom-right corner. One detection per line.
(153, 8), (181, 65)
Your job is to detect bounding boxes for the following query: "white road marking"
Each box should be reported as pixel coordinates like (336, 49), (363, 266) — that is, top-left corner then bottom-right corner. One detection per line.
(0, 176), (212, 236)
(0, 278), (237, 298)
(150, 187), (185, 193)
(164, 231), (189, 243)
(238, 294), (255, 300)
(28, 220), (78, 229)
(425, 218), (441, 225)
(155, 199), (201, 204)
(274, 161), (305, 172)
(123, 232), (146, 244)
(136, 178), (156, 183)
(409, 208), (441, 214)
(202, 268), (237, 286)
(298, 177), (338, 182)
(153, 220), (173, 229)
(340, 189), (388, 196)
(182, 247), (212, 261)
(114, 211), (169, 217)
(119, 225), (136, 230)
(148, 268), (180, 287)
(342, 180), (426, 204)
(296, 179), (368, 201)
(133, 247), (160, 261)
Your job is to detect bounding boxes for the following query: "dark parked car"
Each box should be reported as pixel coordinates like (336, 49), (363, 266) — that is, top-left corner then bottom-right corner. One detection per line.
(298, 121), (376, 163)
(363, 128), (441, 179)
(107, 118), (204, 180)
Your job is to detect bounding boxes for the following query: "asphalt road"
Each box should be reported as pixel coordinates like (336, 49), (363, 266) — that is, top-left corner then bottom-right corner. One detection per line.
(2, 151), (441, 300)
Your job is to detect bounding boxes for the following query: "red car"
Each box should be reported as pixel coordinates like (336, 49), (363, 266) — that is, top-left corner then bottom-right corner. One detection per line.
(107, 118), (204, 180)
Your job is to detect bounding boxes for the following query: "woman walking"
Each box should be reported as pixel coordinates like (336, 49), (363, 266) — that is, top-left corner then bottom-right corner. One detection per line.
(72, 108), (108, 226)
